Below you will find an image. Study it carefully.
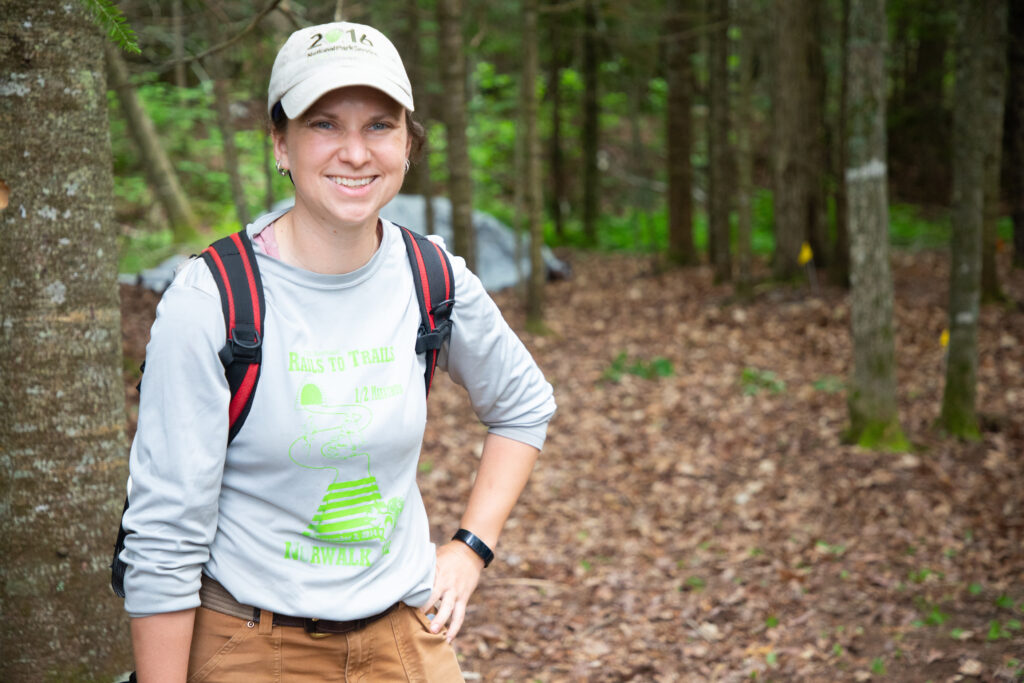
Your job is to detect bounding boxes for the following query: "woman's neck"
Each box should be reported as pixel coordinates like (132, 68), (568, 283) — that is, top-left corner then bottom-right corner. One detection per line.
(275, 208), (382, 275)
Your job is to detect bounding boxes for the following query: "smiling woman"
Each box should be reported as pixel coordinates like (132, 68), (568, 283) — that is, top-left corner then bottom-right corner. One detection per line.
(118, 20), (556, 683)
(272, 86), (411, 273)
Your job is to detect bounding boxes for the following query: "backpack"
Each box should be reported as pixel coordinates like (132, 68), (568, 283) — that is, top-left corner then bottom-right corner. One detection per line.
(110, 225), (455, 598)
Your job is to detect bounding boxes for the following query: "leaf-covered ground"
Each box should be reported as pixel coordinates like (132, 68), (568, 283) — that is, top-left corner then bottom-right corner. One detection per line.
(121, 249), (1024, 682)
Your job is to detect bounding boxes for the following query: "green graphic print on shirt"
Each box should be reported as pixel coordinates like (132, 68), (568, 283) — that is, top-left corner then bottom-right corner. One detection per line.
(287, 382), (405, 560)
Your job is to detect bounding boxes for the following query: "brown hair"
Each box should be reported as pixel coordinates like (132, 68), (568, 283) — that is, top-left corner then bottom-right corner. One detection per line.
(270, 102), (427, 163)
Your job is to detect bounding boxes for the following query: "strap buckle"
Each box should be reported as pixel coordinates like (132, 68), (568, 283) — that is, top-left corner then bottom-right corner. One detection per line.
(218, 325), (262, 365)
(415, 319), (453, 353)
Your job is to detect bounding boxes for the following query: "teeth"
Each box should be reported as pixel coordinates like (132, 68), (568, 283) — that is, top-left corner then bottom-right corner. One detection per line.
(329, 176), (373, 188)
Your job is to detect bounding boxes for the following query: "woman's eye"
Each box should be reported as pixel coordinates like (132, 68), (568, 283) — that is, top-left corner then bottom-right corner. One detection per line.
(368, 121), (394, 132)
(308, 120), (334, 131)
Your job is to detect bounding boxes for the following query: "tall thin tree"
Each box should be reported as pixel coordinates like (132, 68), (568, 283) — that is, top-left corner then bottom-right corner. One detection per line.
(105, 41), (199, 242)
(524, 0), (546, 329)
(771, 0), (825, 280)
(582, 0), (600, 246)
(707, 0), (732, 283)
(666, 0), (698, 266)
(1010, 0), (1024, 269)
(437, 0), (476, 269)
(980, 2), (1009, 302)
(734, 0), (757, 295)
(941, 0), (1006, 438)
(844, 0), (908, 450)
(0, 3), (131, 678)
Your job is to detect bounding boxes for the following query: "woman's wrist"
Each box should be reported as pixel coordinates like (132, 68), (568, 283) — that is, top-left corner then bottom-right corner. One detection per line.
(451, 529), (494, 568)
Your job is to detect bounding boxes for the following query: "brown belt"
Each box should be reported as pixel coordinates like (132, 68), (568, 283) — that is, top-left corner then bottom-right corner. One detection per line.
(199, 575), (400, 637)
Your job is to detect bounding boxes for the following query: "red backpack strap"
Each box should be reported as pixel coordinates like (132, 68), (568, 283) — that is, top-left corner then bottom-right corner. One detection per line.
(200, 229), (265, 443)
(398, 226), (455, 397)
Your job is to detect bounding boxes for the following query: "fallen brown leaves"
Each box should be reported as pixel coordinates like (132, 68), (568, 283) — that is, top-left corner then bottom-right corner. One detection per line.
(121, 249), (1024, 682)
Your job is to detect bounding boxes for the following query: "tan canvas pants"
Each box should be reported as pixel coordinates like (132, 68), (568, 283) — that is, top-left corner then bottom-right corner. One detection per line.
(186, 603), (464, 682)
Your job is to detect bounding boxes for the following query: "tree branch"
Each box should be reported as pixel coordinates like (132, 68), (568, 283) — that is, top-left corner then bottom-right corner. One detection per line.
(158, 0), (284, 70)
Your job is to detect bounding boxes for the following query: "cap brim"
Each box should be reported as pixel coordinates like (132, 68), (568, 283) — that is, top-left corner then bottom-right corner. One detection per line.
(279, 66), (414, 118)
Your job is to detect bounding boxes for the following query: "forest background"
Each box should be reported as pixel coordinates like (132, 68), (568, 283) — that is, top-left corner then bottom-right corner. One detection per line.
(1, 0), (1023, 681)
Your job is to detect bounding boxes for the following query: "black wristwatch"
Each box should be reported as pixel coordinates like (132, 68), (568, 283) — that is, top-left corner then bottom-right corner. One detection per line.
(452, 529), (494, 568)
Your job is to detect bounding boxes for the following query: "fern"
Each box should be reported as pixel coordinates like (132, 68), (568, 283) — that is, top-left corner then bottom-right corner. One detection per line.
(80, 0), (140, 54)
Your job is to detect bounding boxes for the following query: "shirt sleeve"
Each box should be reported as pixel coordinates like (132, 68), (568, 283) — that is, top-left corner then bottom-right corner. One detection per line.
(121, 258), (231, 617)
(437, 249), (556, 451)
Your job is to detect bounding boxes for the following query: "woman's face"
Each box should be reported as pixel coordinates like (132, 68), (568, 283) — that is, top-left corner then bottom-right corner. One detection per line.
(274, 86), (410, 233)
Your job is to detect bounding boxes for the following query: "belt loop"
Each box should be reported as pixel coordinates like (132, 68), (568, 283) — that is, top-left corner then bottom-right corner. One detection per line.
(258, 608), (273, 636)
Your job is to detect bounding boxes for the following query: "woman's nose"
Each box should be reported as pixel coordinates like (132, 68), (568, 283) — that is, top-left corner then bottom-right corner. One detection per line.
(336, 132), (370, 166)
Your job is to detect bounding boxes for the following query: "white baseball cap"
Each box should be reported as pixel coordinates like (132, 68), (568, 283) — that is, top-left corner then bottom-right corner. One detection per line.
(267, 22), (414, 118)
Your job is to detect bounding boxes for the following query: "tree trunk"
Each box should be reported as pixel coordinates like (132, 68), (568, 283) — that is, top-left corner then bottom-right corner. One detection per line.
(981, 2), (1009, 302)
(940, 0), (998, 439)
(667, 0), (697, 266)
(1010, 0), (1024, 269)
(771, 0), (819, 280)
(400, 0), (436, 235)
(437, 0), (475, 269)
(582, 0), (600, 246)
(208, 55), (251, 228)
(524, 0), (546, 329)
(708, 0), (732, 283)
(547, 1), (567, 241)
(0, 4), (131, 679)
(105, 41), (198, 243)
(172, 0), (186, 89)
(832, 0), (852, 287)
(735, 0), (756, 296)
(806, 0), (829, 271)
(844, 0), (907, 451)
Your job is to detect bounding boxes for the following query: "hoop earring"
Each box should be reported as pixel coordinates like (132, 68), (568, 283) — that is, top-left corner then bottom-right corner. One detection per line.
(275, 159), (289, 177)
(404, 159), (411, 175)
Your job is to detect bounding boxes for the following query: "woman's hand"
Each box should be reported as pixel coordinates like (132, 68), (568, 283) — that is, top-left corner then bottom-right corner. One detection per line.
(422, 540), (485, 642)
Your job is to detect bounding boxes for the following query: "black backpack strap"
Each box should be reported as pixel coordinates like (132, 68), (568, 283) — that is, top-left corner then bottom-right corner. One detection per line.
(112, 229), (266, 599)
(398, 226), (455, 397)
(200, 229), (265, 444)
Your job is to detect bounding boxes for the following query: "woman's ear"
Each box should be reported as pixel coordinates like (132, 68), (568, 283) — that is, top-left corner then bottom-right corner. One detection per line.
(272, 130), (289, 171)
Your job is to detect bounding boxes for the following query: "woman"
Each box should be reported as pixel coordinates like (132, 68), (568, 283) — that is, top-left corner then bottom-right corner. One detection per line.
(121, 21), (555, 682)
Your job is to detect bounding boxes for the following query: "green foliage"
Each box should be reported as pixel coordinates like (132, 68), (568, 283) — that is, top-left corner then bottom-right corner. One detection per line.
(986, 619), (1022, 640)
(81, 0), (139, 53)
(740, 368), (786, 395)
(764, 615), (779, 628)
(684, 576), (706, 590)
(602, 353), (674, 383)
(871, 657), (886, 675)
(812, 375), (844, 394)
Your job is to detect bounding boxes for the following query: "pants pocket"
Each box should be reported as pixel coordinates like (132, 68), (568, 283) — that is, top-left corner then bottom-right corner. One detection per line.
(389, 604), (464, 682)
(187, 607), (258, 682)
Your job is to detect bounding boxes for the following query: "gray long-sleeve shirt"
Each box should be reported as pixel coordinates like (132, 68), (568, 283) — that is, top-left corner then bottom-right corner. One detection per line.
(122, 212), (556, 619)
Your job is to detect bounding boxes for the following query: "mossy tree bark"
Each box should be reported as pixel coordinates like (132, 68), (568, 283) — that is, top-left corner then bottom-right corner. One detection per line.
(437, 0), (476, 270)
(0, 3), (131, 680)
(940, 0), (1003, 438)
(844, 0), (908, 451)
(104, 42), (198, 243)
(666, 0), (698, 266)
(707, 0), (732, 283)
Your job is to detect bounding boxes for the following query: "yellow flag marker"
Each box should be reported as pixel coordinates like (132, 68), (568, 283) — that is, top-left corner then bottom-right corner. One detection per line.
(798, 242), (813, 266)
(940, 329), (949, 347)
